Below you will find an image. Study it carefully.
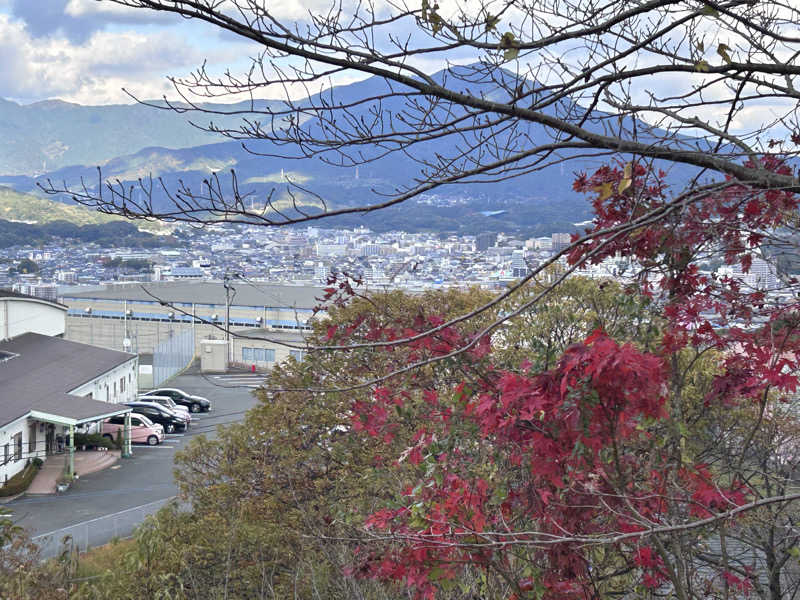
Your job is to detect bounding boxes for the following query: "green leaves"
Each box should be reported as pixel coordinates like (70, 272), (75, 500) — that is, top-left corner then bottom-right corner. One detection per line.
(695, 59), (711, 73)
(499, 31), (519, 61)
(699, 4), (720, 17)
(618, 162), (633, 194)
(716, 43), (732, 64)
(420, 0), (444, 36)
(593, 181), (615, 201)
(484, 13), (500, 32)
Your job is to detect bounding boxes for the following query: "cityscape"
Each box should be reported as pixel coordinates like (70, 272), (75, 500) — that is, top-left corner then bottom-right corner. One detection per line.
(2, 221), (785, 309)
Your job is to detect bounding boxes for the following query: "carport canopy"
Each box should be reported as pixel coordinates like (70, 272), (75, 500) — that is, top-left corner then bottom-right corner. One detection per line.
(26, 395), (135, 478)
(28, 393), (132, 427)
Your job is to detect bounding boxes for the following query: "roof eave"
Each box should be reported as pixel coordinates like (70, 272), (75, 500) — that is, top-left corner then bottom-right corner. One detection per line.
(28, 406), (132, 427)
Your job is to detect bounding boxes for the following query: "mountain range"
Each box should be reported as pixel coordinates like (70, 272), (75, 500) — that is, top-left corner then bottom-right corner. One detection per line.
(0, 68), (703, 236)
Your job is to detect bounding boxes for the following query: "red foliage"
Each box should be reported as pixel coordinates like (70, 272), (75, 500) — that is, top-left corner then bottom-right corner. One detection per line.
(340, 161), (800, 597)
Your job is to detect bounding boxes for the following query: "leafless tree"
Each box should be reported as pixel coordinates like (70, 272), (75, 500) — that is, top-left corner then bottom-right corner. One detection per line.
(40, 0), (800, 363)
(44, 0), (800, 226)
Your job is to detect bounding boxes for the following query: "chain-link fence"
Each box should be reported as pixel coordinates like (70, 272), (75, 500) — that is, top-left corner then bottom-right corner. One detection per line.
(153, 329), (195, 387)
(31, 496), (176, 559)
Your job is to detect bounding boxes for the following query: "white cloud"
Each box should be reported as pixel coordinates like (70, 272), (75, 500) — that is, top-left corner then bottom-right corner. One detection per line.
(0, 14), (205, 104)
(65, 0), (146, 17)
(66, 0), (341, 22)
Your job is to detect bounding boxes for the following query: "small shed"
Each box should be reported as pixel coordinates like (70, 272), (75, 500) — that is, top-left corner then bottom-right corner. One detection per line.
(200, 339), (229, 372)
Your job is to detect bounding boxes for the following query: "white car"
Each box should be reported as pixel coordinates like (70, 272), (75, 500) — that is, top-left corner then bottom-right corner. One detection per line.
(137, 394), (192, 423)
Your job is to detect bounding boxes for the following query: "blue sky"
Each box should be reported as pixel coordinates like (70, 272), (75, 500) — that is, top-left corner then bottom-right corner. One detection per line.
(0, 0), (266, 104)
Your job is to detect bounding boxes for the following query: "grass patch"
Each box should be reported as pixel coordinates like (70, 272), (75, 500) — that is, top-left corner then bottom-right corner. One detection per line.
(73, 538), (137, 579)
(0, 461), (41, 497)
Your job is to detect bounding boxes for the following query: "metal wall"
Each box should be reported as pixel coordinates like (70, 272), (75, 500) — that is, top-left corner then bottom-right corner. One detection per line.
(152, 330), (195, 388)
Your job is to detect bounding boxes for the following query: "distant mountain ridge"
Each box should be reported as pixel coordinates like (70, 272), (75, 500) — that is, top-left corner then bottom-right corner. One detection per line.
(0, 68), (704, 234)
(0, 96), (285, 176)
(0, 186), (166, 233)
(0, 218), (176, 249)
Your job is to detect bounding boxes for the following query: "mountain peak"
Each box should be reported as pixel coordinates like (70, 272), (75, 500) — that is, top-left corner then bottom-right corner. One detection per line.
(28, 99), (79, 110)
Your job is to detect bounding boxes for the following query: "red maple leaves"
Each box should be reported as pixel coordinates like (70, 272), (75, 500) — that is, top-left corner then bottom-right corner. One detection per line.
(338, 160), (800, 598)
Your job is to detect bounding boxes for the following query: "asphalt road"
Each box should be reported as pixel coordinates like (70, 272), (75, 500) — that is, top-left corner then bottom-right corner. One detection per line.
(8, 370), (266, 537)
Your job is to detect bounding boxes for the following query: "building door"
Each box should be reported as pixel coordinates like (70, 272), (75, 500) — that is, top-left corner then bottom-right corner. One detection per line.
(28, 422), (37, 457)
(46, 424), (55, 455)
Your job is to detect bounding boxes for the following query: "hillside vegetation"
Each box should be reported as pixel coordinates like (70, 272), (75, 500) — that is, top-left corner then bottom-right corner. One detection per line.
(0, 186), (120, 225)
(0, 187), (167, 233)
(0, 219), (178, 249)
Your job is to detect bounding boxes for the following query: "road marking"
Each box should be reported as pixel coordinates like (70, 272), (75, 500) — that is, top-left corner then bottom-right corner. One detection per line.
(135, 445), (176, 449)
(210, 374), (266, 387)
(110, 465), (121, 470)
(166, 433), (185, 437)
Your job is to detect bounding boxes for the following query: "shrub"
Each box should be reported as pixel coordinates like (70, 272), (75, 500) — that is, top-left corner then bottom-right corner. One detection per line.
(0, 462), (40, 497)
(74, 433), (114, 450)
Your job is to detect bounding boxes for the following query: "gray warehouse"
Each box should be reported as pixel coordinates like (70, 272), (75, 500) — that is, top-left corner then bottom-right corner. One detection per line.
(62, 281), (325, 380)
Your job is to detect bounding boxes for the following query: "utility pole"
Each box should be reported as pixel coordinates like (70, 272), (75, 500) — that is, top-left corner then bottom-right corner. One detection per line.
(223, 273), (234, 365)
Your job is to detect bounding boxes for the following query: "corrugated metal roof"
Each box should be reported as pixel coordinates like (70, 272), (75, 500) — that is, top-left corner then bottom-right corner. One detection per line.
(0, 333), (135, 427)
(62, 281), (327, 310)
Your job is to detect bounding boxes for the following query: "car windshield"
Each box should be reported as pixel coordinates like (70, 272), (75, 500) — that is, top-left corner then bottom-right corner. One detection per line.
(135, 414), (155, 426)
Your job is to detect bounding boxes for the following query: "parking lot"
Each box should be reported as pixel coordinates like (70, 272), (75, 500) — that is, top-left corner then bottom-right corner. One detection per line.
(8, 371), (265, 537)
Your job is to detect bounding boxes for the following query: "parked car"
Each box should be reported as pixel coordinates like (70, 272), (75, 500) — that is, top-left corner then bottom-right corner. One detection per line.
(137, 394), (192, 423)
(102, 413), (164, 446)
(124, 401), (188, 434)
(141, 388), (212, 413)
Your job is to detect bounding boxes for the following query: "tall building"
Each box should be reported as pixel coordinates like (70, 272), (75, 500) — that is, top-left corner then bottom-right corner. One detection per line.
(511, 250), (529, 278)
(732, 255), (779, 290)
(476, 232), (498, 252)
(314, 262), (330, 283)
(56, 270), (77, 284)
(13, 282), (58, 301)
(361, 244), (382, 257)
(551, 233), (572, 254)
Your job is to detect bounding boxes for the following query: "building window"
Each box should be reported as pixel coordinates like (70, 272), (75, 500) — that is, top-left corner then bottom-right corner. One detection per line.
(120, 377), (125, 393)
(242, 347), (276, 363)
(3, 443), (8, 466)
(12, 433), (22, 461)
(290, 350), (305, 362)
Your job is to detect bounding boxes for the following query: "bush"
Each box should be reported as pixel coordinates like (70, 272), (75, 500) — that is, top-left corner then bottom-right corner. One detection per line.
(0, 462), (40, 497)
(74, 433), (115, 450)
(32, 457), (43, 468)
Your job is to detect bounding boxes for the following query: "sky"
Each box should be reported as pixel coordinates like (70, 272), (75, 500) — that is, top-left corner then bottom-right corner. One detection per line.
(0, 0), (269, 105)
(0, 1), (788, 139)
(0, 0), (467, 106)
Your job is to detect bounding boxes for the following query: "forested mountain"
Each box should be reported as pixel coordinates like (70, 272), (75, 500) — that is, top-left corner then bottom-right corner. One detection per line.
(0, 68), (700, 234)
(0, 97), (284, 176)
(0, 218), (175, 249)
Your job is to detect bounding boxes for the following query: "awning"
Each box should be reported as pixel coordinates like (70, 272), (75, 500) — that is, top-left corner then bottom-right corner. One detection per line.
(27, 394), (132, 427)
